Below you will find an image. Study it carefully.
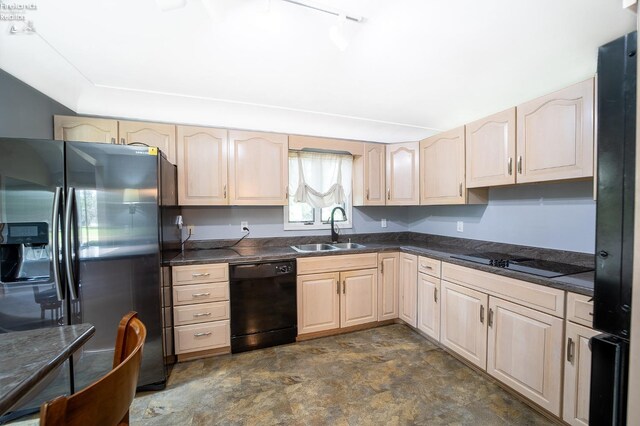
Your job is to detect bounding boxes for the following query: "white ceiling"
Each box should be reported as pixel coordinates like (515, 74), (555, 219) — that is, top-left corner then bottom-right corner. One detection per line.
(0, 0), (636, 142)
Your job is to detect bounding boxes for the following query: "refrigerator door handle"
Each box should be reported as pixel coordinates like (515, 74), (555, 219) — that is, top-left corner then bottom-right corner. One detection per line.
(51, 187), (64, 301)
(64, 187), (79, 300)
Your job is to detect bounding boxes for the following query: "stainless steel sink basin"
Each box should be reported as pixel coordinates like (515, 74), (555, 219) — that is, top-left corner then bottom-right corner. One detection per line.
(291, 244), (339, 253)
(291, 242), (366, 252)
(331, 243), (366, 250)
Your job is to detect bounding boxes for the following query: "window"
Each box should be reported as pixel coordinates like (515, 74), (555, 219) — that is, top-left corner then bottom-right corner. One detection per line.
(284, 151), (353, 231)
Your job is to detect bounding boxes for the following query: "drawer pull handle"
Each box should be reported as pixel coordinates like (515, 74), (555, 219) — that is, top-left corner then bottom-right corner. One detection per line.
(194, 332), (212, 337)
(193, 312), (212, 317)
(420, 264), (433, 270)
(192, 292), (211, 297)
(192, 273), (210, 277)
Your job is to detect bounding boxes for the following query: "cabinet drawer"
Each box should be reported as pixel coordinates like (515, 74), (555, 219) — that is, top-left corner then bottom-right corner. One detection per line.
(418, 256), (441, 278)
(172, 263), (229, 285)
(174, 320), (230, 354)
(297, 253), (378, 275)
(174, 301), (230, 326)
(442, 262), (565, 317)
(566, 292), (593, 328)
(173, 282), (229, 306)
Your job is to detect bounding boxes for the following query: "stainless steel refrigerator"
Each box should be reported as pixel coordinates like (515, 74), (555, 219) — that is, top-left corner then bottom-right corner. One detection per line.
(0, 138), (179, 422)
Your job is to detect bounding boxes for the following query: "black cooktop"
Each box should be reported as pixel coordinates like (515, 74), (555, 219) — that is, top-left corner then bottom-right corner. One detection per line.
(450, 252), (594, 278)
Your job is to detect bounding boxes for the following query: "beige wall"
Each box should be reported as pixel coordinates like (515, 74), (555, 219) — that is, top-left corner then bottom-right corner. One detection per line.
(626, 11), (640, 426)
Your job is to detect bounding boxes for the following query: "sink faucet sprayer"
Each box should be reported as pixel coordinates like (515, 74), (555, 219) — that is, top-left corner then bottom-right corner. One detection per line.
(330, 206), (346, 243)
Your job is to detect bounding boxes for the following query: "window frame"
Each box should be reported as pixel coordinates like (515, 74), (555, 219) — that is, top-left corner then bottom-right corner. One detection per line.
(283, 197), (353, 231)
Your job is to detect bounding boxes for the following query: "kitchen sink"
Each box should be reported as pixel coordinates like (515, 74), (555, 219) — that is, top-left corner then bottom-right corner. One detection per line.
(291, 244), (339, 253)
(330, 242), (366, 250)
(291, 243), (366, 252)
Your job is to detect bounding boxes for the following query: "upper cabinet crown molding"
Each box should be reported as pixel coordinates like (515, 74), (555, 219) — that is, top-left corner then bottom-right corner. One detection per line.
(465, 108), (517, 188)
(420, 127), (466, 205)
(516, 78), (594, 184)
(386, 142), (420, 205)
(176, 125), (228, 206)
(54, 115), (118, 144)
(119, 120), (177, 165)
(288, 135), (364, 156)
(228, 130), (289, 205)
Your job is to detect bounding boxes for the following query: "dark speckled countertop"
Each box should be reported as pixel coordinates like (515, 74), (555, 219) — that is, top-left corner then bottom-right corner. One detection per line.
(0, 323), (95, 415)
(165, 233), (595, 296)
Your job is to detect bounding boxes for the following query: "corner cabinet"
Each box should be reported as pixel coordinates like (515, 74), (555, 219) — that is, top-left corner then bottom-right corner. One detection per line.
(386, 142), (419, 205)
(398, 253), (418, 326)
(420, 127), (466, 205)
(119, 120), (177, 164)
(465, 108), (517, 188)
(228, 130), (288, 205)
(176, 126), (228, 206)
(516, 78), (594, 183)
(54, 115), (118, 144)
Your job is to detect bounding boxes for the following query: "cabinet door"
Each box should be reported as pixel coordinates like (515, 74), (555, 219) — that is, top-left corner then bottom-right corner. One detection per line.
(398, 253), (418, 327)
(176, 126), (228, 206)
(516, 78), (594, 183)
(487, 297), (563, 416)
(563, 322), (599, 426)
(420, 127), (466, 205)
(340, 269), (378, 328)
(386, 142), (419, 205)
(378, 253), (399, 321)
(417, 272), (440, 341)
(440, 280), (488, 369)
(228, 130), (288, 205)
(297, 272), (340, 335)
(466, 108), (516, 188)
(119, 120), (177, 164)
(54, 115), (118, 144)
(364, 143), (386, 205)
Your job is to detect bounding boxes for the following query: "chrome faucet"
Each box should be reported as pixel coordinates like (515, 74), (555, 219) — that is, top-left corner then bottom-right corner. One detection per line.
(330, 206), (346, 243)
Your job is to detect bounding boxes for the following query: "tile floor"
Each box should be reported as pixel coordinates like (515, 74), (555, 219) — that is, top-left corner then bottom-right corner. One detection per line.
(11, 324), (557, 425)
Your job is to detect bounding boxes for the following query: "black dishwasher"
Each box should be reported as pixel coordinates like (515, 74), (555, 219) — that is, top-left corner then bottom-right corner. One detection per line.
(229, 261), (297, 353)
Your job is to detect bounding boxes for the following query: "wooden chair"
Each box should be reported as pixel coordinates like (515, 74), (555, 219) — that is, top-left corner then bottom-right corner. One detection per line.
(39, 312), (147, 426)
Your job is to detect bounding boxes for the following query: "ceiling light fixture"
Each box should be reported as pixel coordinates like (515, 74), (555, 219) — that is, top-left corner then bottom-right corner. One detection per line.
(281, 0), (362, 22)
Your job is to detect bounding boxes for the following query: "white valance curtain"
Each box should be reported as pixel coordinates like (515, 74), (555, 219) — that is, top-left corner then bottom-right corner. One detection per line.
(289, 151), (353, 209)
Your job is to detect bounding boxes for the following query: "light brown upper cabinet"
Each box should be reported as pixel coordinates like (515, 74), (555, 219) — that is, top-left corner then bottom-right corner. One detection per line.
(176, 126), (228, 206)
(354, 143), (386, 206)
(466, 108), (517, 188)
(119, 120), (177, 165)
(420, 127), (466, 205)
(516, 78), (594, 183)
(228, 130), (288, 205)
(54, 115), (118, 144)
(386, 142), (419, 205)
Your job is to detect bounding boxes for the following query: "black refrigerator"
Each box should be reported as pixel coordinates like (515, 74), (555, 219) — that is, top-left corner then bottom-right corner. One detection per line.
(591, 31), (636, 425)
(0, 139), (179, 422)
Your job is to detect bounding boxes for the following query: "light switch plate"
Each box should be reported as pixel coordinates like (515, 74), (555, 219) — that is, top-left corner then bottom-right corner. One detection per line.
(456, 221), (463, 232)
(381, 219), (387, 228)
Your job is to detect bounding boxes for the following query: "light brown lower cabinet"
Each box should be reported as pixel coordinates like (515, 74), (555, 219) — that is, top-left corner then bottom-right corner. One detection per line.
(399, 253), (418, 327)
(487, 297), (563, 416)
(297, 269), (377, 335)
(417, 272), (440, 341)
(440, 280), (488, 369)
(563, 321), (598, 425)
(378, 253), (399, 321)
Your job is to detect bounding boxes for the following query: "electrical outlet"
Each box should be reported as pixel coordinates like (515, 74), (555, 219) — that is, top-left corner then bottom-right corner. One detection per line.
(381, 219), (387, 228)
(187, 225), (195, 236)
(241, 221), (248, 232)
(456, 221), (464, 232)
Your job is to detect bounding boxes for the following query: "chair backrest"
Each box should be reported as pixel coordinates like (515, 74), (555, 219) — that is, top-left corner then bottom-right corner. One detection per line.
(40, 312), (147, 426)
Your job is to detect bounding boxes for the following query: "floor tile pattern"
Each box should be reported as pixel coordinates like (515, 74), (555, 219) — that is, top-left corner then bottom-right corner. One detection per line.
(10, 324), (557, 425)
